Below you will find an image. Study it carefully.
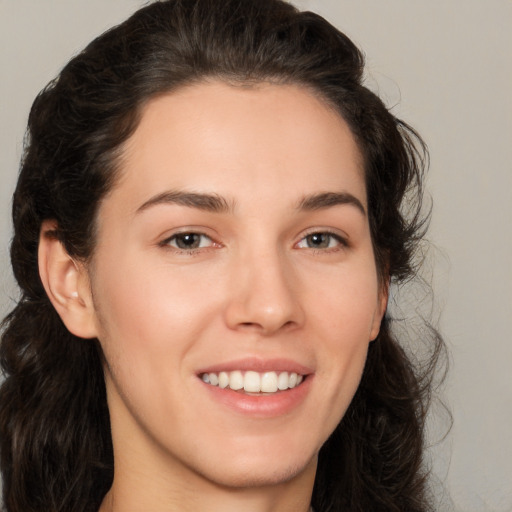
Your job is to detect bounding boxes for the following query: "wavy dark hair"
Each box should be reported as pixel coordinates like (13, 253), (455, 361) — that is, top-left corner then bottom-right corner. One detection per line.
(0, 0), (446, 510)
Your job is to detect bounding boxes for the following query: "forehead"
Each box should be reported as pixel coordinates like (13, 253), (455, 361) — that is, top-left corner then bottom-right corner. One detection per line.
(107, 81), (366, 214)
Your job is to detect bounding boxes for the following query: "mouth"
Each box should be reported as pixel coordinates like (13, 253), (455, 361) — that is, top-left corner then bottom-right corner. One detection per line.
(200, 370), (305, 394)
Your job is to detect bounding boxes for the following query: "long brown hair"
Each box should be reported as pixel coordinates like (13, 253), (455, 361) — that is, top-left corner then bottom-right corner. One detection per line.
(0, 1), (446, 510)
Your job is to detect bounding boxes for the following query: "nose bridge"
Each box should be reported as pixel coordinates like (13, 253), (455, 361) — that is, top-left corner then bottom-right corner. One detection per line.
(225, 240), (303, 334)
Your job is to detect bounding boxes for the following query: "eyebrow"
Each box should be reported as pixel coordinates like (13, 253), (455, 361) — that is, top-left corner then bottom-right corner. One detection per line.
(136, 190), (233, 214)
(297, 192), (366, 216)
(136, 189), (366, 216)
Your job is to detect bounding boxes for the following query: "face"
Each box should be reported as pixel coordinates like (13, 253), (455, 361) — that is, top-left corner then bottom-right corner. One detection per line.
(86, 82), (386, 489)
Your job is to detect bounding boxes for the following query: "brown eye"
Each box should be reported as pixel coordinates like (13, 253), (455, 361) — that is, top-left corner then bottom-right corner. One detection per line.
(167, 233), (213, 250)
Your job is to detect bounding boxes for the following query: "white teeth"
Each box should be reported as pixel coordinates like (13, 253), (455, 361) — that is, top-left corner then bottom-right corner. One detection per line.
(201, 370), (305, 393)
(218, 371), (229, 389)
(261, 371), (278, 392)
(244, 371), (260, 392)
(277, 372), (289, 390)
(229, 371), (244, 390)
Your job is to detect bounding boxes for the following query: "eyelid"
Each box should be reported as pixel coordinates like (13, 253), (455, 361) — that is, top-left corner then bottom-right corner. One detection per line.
(295, 228), (349, 250)
(158, 228), (221, 252)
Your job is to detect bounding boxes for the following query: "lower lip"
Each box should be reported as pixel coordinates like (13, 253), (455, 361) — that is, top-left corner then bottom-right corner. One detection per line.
(200, 376), (313, 418)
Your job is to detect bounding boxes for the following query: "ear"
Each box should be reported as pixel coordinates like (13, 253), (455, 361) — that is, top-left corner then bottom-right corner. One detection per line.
(38, 220), (98, 339)
(369, 279), (389, 341)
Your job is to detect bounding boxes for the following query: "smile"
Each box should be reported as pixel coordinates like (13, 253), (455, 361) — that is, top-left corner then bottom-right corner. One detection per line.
(200, 370), (304, 393)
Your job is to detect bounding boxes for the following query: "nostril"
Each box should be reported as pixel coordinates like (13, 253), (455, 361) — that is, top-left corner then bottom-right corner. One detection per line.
(239, 322), (258, 329)
(224, 282), (305, 334)
(238, 319), (297, 334)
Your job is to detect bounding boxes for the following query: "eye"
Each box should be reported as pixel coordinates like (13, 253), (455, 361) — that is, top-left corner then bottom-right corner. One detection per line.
(296, 232), (346, 250)
(164, 232), (214, 250)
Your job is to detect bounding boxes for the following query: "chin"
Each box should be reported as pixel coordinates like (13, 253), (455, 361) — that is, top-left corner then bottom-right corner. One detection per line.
(193, 452), (318, 490)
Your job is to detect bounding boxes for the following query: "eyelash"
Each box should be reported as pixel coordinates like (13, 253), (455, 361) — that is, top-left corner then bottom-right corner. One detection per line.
(295, 230), (348, 252)
(160, 232), (217, 254)
(160, 229), (348, 255)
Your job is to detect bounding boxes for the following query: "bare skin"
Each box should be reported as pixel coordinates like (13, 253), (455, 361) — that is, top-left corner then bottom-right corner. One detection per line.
(40, 81), (386, 512)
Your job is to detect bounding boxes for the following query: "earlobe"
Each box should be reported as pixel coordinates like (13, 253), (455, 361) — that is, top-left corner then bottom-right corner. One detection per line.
(38, 220), (98, 339)
(369, 280), (389, 341)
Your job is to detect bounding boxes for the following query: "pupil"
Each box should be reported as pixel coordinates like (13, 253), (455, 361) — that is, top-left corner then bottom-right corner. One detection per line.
(177, 234), (199, 249)
(308, 233), (328, 248)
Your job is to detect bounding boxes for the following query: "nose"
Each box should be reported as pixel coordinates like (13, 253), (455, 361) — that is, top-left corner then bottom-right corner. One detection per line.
(224, 248), (305, 336)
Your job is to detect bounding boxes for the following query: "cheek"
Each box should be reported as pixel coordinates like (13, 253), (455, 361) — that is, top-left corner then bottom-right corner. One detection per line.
(309, 262), (379, 409)
(92, 248), (212, 335)
(312, 260), (381, 340)
(90, 251), (231, 407)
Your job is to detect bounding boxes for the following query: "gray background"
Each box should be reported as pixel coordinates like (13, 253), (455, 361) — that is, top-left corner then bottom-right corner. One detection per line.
(1, 1), (511, 510)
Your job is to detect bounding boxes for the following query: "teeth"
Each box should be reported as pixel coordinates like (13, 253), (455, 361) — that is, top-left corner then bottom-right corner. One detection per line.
(261, 371), (278, 392)
(244, 371), (260, 392)
(277, 372), (289, 390)
(229, 370), (244, 391)
(218, 371), (229, 389)
(201, 371), (305, 393)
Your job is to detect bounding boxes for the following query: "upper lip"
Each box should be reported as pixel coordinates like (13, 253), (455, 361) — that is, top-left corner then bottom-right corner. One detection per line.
(196, 357), (313, 376)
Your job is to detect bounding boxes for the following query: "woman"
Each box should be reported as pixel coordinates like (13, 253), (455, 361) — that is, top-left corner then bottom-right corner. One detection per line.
(0, 0), (445, 511)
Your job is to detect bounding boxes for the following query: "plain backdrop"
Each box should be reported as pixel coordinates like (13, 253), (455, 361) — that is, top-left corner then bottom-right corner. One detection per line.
(0, 1), (511, 511)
